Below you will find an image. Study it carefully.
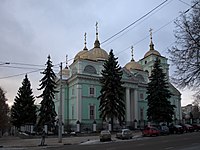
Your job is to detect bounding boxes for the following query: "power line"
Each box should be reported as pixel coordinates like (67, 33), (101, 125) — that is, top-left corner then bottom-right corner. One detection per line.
(116, 0), (199, 56)
(101, 0), (169, 45)
(64, 0), (171, 64)
(0, 65), (43, 70)
(1, 0), (198, 80)
(0, 69), (43, 79)
(178, 0), (191, 6)
(102, 0), (174, 47)
(0, 61), (45, 67)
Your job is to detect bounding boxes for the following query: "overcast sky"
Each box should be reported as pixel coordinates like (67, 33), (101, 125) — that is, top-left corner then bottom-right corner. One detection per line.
(0, 0), (195, 107)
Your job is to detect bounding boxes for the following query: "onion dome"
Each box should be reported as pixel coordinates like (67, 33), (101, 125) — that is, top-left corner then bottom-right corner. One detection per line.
(125, 46), (143, 71)
(74, 33), (89, 62)
(144, 28), (160, 58)
(87, 22), (108, 61)
(59, 55), (70, 79)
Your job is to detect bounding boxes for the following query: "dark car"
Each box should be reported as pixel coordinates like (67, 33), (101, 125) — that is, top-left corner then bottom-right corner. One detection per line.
(99, 130), (111, 142)
(142, 126), (160, 137)
(152, 125), (169, 135)
(192, 124), (200, 131)
(180, 124), (194, 132)
(168, 124), (184, 134)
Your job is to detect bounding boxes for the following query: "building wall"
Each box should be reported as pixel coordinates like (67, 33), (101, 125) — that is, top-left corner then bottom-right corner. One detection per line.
(54, 45), (181, 129)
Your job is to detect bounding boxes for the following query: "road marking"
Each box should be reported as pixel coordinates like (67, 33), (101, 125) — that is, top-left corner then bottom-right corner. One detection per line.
(165, 147), (174, 149)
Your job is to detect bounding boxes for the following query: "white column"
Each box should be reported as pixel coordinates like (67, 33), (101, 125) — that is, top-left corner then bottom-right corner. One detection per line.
(134, 89), (138, 121)
(108, 123), (112, 131)
(126, 88), (131, 122)
(30, 125), (34, 134)
(93, 124), (97, 132)
(77, 123), (80, 132)
(77, 84), (82, 122)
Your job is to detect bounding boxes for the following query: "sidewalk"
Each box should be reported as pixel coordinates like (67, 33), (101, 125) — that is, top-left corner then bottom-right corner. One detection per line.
(0, 131), (142, 149)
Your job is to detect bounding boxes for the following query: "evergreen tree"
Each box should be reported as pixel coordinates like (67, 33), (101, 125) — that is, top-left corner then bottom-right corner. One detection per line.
(98, 50), (125, 128)
(0, 87), (9, 136)
(146, 58), (175, 123)
(37, 55), (57, 129)
(11, 74), (37, 128)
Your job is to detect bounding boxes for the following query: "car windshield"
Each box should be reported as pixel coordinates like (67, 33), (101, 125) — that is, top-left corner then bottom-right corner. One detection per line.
(185, 124), (192, 127)
(101, 131), (110, 134)
(175, 125), (182, 128)
(124, 130), (130, 134)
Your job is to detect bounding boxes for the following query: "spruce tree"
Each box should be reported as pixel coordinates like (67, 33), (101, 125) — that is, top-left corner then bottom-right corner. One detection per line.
(37, 55), (57, 129)
(146, 58), (175, 123)
(11, 74), (37, 128)
(0, 87), (9, 135)
(98, 49), (125, 128)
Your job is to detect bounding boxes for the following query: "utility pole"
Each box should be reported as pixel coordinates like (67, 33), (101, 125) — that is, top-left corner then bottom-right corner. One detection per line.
(58, 62), (63, 143)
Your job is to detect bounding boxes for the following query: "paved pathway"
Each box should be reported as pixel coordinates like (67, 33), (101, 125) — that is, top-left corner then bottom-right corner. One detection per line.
(0, 132), (142, 149)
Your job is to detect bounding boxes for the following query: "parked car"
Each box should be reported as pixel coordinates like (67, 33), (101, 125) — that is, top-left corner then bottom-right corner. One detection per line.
(168, 124), (184, 134)
(116, 129), (132, 140)
(192, 124), (200, 131)
(152, 125), (169, 135)
(99, 130), (111, 142)
(179, 124), (194, 132)
(142, 126), (160, 137)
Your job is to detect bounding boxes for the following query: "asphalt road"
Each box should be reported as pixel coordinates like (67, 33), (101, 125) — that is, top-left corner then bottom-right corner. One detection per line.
(49, 132), (200, 150)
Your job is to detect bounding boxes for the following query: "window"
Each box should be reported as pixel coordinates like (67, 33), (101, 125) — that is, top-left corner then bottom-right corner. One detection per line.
(90, 87), (94, 95)
(89, 86), (95, 97)
(89, 105), (95, 120)
(84, 65), (97, 74)
(140, 108), (144, 121)
(140, 93), (144, 99)
(136, 74), (145, 82)
(72, 105), (74, 119)
(72, 86), (74, 95)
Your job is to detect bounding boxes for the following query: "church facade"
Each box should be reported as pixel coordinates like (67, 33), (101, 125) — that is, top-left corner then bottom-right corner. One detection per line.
(54, 28), (182, 130)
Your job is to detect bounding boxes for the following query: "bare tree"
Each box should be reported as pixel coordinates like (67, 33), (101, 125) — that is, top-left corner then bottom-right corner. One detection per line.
(168, 0), (200, 95)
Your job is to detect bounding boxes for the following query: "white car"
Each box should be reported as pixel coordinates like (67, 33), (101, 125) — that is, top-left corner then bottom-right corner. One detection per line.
(116, 129), (132, 139)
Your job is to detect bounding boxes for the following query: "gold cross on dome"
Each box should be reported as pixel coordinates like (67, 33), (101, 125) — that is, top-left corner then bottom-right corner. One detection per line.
(131, 46), (134, 61)
(84, 32), (87, 45)
(95, 22), (98, 34)
(149, 28), (153, 40)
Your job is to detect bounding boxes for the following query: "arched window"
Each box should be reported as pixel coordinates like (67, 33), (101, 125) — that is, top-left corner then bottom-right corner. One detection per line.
(145, 70), (149, 76)
(136, 74), (145, 82)
(84, 65), (97, 74)
(140, 108), (144, 121)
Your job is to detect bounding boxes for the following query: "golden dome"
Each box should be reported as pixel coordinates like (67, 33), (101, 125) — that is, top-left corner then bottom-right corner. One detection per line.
(144, 49), (160, 58)
(125, 60), (143, 71)
(89, 47), (108, 61)
(74, 23), (109, 62)
(144, 29), (161, 58)
(74, 49), (88, 62)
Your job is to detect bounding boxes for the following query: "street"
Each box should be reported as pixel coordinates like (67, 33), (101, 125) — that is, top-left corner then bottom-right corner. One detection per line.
(48, 132), (200, 150)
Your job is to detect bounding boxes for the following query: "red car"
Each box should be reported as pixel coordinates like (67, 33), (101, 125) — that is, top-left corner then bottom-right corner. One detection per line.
(180, 124), (194, 132)
(142, 126), (160, 137)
